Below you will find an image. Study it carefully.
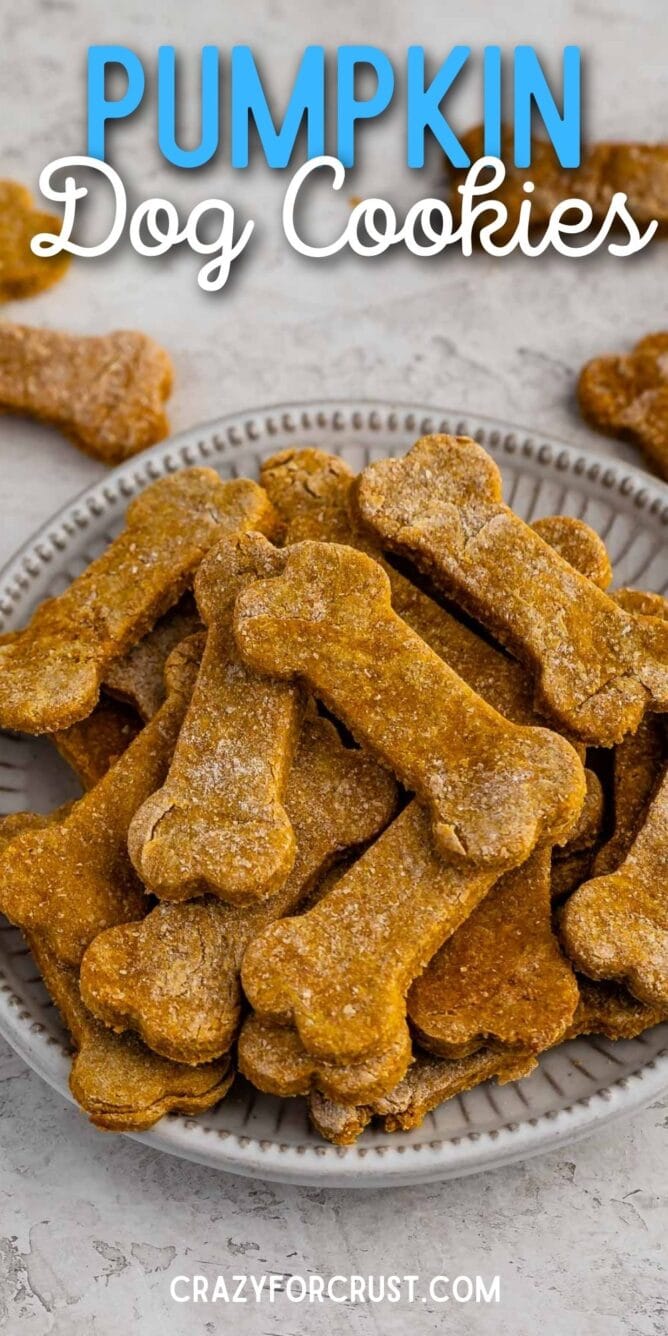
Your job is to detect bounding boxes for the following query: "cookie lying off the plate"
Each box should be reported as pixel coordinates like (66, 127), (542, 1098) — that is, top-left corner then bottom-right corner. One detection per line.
(0, 324), (172, 463)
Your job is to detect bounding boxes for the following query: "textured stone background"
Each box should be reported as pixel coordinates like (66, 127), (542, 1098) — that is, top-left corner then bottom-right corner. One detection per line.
(0, 1), (666, 1332)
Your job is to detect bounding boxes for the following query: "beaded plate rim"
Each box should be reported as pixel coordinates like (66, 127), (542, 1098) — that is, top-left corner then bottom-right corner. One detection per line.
(0, 398), (667, 1188)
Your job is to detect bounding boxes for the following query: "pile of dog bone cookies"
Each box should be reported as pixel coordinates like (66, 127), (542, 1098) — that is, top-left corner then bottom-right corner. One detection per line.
(0, 434), (666, 1144)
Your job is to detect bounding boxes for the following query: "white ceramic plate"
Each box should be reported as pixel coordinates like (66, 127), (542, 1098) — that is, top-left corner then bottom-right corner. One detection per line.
(1, 400), (667, 1188)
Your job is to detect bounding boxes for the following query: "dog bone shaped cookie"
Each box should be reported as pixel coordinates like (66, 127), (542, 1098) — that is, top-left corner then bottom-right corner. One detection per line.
(0, 810), (233, 1131)
(238, 1014), (412, 1105)
(408, 848), (579, 1057)
(235, 536), (585, 867)
(309, 975), (663, 1144)
(561, 763), (668, 1009)
(579, 333), (668, 480)
(80, 710), (397, 1062)
(0, 468), (276, 734)
(0, 636), (202, 966)
(354, 435), (668, 745)
(53, 699), (141, 790)
(0, 324), (173, 463)
(128, 535), (304, 903)
(263, 448), (538, 726)
(262, 449), (615, 732)
(104, 596), (202, 721)
(241, 800), (498, 1061)
(27, 933), (232, 1132)
(0, 181), (71, 299)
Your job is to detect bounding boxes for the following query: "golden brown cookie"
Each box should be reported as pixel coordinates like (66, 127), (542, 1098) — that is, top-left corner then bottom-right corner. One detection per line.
(263, 449), (614, 724)
(561, 764), (668, 1008)
(0, 181), (71, 299)
(238, 1013), (412, 1105)
(263, 447), (612, 840)
(52, 699), (141, 789)
(0, 324), (173, 463)
(0, 637), (201, 966)
(241, 800), (498, 1062)
(309, 974), (664, 1146)
(27, 934), (232, 1132)
(354, 435), (668, 745)
(262, 447), (537, 726)
(579, 333), (668, 479)
(128, 535), (303, 903)
(80, 711), (397, 1062)
(408, 848), (579, 1057)
(234, 537), (585, 868)
(0, 469), (276, 734)
(103, 596), (202, 721)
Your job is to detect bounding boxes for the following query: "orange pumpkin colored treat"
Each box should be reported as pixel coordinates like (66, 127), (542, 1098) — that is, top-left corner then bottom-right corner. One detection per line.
(561, 764), (668, 1009)
(579, 333), (668, 480)
(0, 637), (202, 967)
(263, 447), (609, 845)
(27, 934), (233, 1132)
(262, 447), (536, 726)
(0, 180), (71, 299)
(0, 469), (276, 734)
(408, 849), (579, 1058)
(0, 324), (173, 463)
(128, 535), (304, 904)
(234, 537), (585, 869)
(309, 976), (663, 1145)
(104, 596), (202, 721)
(80, 711), (397, 1063)
(241, 801), (502, 1062)
(531, 515), (612, 590)
(238, 1013), (412, 1105)
(449, 127), (668, 243)
(53, 699), (141, 789)
(0, 810), (233, 1131)
(263, 449), (614, 716)
(354, 435), (668, 746)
